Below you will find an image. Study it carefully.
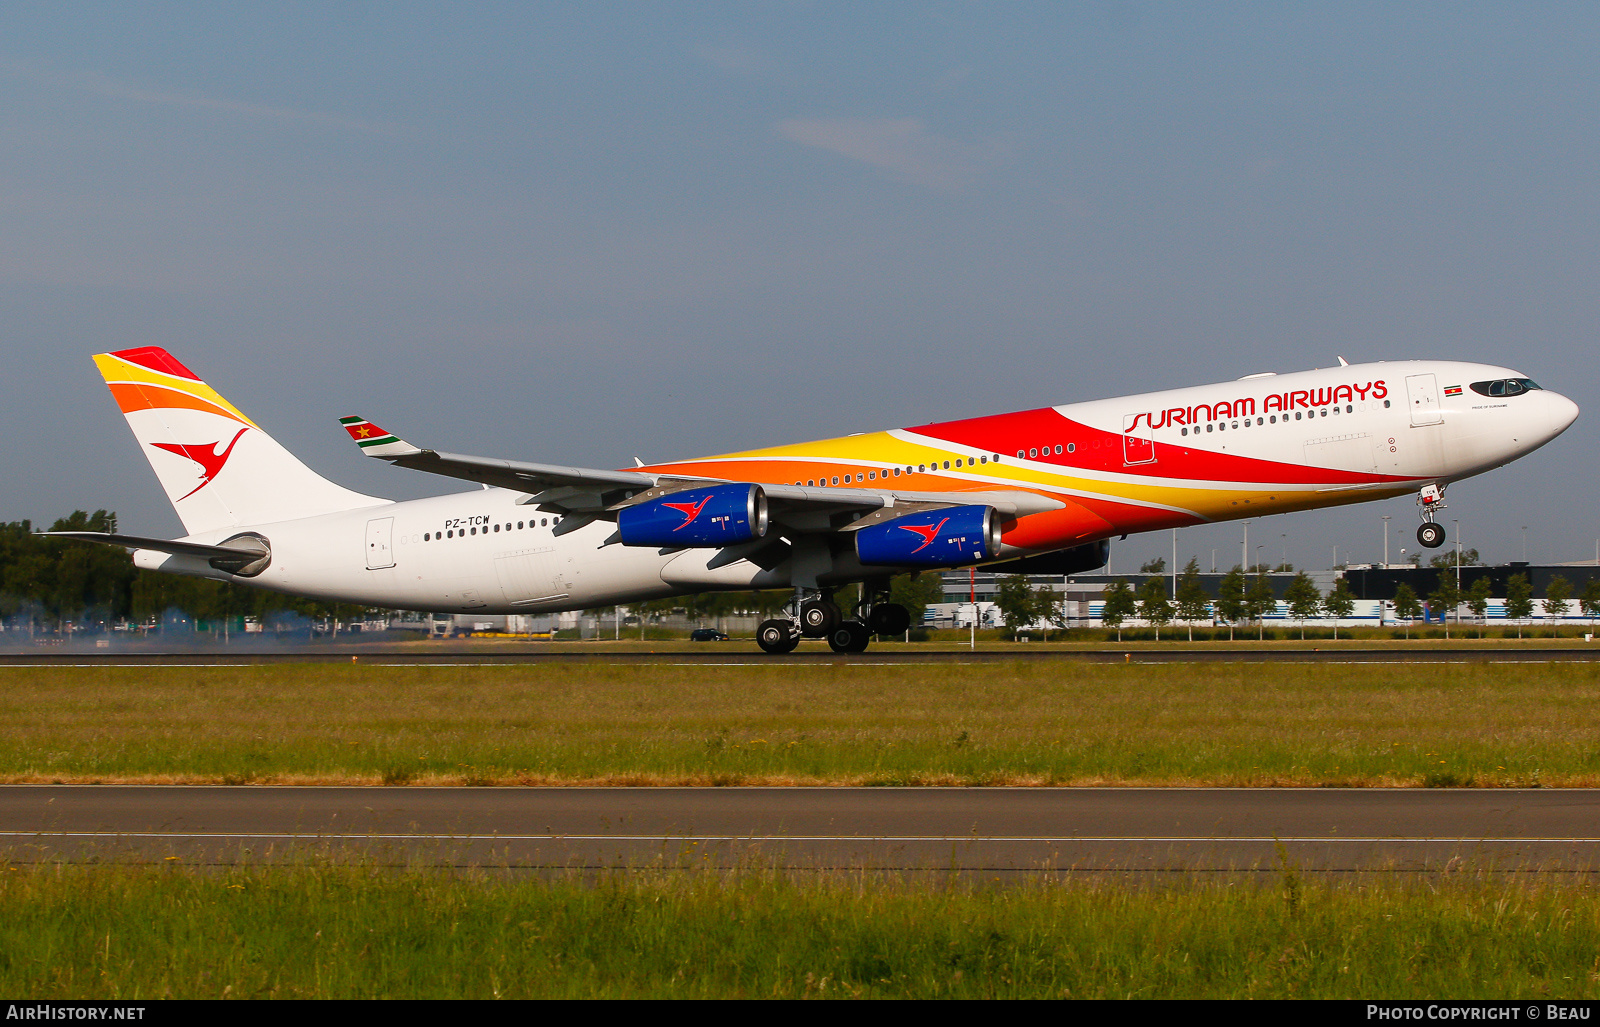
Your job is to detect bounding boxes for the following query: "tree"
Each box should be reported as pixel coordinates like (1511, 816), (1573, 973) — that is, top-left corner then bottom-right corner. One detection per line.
(1030, 582), (1066, 641)
(1246, 571), (1277, 640)
(1139, 557), (1166, 574)
(1392, 583), (1422, 640)
(1543, 575), (1573, 637)
(1214, 567), (1247, 641)
(994, 575), (1037, 636)
(1465, 576), (1493, 632)
(889, 573), (944, 630)
(1429, 571), (1461, 640)
(1504, 573), (1534, 639)
(1428, 548), (1481, 569)
(1581, 578), (1600, 629)
(1323, 579), (1356, 640)
(1174, 558), (1210, 641)
(1283, 572), (1323, 639)
(1100, 579), (1136, 642)
(1137, 576), (1172, 641)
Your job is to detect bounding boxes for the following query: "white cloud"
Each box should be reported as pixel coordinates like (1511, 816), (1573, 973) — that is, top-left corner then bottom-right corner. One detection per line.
(775, 117), (993, 191)
(1, 62), (402, 136)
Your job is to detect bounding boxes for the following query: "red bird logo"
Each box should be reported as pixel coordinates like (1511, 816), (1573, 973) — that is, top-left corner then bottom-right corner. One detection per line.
(152, 428), (249, 500)
(897, 516), (950, 554)
(662, 495), (713, 530)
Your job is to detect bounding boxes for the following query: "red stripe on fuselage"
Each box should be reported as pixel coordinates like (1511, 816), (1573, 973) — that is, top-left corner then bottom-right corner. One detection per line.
(910, 407), (1410, 486)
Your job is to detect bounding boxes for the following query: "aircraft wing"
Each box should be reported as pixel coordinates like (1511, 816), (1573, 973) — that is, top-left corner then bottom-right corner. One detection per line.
(339, 416), (1063, 530)
(340, 416), (658, 510)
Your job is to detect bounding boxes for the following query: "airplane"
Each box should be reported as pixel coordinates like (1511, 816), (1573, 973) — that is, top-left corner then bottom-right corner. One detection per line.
(51, 347), (1578, 653)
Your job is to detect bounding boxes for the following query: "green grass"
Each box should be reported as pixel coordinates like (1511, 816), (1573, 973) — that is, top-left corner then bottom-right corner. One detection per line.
(1, 661), (1598, 785)
(0, 860), (1596, 998)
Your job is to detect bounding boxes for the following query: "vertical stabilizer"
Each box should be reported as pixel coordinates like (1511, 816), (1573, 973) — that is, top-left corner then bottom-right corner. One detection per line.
(94, 347), (388, 535)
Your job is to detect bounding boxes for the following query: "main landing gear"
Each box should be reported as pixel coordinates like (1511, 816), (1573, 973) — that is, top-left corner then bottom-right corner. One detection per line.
(754, 586), (911, 655)
(1416, 483), (1447, 548)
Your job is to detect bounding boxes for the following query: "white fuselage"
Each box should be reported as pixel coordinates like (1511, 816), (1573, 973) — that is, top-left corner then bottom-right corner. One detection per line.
(136, 359), (1579, 614)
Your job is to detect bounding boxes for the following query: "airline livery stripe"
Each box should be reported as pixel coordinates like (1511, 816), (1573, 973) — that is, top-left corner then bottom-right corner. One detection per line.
(103, 382), (258, 429)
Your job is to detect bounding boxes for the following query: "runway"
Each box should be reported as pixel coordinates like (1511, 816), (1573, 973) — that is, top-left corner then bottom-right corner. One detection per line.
(4, 644), (1600, 666)
(4, 786), (1598, 874)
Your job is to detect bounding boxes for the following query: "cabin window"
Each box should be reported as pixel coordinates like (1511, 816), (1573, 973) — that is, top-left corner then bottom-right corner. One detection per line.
(1029, 448), (1038, 458)
(424, 533), (430, 541)
(1067, 443), (1075, 453)
(979, 455), (987, 464)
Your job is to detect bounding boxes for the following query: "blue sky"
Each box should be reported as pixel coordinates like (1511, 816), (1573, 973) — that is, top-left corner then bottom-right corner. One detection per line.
(4, 2), (1597, 570)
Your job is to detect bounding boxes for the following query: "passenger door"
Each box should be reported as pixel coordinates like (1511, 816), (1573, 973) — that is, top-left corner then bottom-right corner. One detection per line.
(365, 517), (395, 570)
(1405, 374), (1443, 427)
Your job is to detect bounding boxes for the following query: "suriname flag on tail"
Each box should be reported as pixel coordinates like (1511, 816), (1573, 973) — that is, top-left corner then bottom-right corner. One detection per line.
(339, 416), (422, 459)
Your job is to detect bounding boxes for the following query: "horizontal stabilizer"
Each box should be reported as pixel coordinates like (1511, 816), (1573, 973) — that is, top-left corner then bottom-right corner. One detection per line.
(43, 531), (272, 576)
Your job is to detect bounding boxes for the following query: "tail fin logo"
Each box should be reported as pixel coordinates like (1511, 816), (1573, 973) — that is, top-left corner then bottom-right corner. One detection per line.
(662, 496), (713, 530)
(151, 428), (249, 500)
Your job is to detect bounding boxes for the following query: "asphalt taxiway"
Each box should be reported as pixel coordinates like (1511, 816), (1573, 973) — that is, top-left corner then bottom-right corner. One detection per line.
(4, 786), (1597, 875)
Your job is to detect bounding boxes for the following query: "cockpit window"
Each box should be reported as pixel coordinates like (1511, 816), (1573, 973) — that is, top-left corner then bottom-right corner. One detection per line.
(1469, 378), (1542, 398)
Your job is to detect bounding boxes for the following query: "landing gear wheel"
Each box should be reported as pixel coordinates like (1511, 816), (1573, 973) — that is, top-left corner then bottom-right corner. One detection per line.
(799, 600), (841, 638)
(1418, 522), (1446, 549)
(756, 619), (800, 654)
(826, 620), (871, 654)
(867, 603), (911, 636)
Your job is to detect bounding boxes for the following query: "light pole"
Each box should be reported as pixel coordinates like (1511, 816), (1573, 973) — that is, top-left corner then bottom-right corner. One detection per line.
(1280, 533), (1287, 571)
(1171, 527), (1184, 601)
(1382, 515), (1391, 567)
(1453, 520), (1461, 590)
(1256, 545), (1264, 574)
(1522, 526), (1528, 563)
(1243, 521), (1250, 573)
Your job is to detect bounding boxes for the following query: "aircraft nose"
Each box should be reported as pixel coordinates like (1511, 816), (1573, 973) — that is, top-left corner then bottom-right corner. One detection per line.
(1545, 390), (1580, 437)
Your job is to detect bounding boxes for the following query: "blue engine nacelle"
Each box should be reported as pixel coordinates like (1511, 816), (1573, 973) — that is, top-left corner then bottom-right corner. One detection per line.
(854, 505), (1001, 567)
(616, 483), (769, 548)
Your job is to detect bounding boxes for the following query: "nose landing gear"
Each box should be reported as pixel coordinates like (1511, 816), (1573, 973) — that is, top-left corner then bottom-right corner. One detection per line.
(1416, 483), (1447, 548)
